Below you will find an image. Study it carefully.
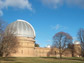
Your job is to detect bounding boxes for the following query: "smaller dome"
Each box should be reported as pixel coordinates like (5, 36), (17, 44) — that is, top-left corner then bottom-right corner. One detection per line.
(74, 41), (80, 44)
(46, 45), (51, 48)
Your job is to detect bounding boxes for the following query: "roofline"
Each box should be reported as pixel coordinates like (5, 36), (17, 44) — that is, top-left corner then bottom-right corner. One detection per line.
(16, 19), (36, 38)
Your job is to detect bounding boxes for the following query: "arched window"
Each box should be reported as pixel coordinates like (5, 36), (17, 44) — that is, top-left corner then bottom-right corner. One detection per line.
(55, 51), (56, 55)
(21, 50), (23, 54)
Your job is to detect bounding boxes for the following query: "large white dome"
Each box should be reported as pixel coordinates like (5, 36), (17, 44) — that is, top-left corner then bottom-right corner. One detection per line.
(5, 19), (35, 38)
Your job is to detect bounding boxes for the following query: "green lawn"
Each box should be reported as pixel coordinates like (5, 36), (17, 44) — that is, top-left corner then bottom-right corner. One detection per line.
(0, 57), (84, 63)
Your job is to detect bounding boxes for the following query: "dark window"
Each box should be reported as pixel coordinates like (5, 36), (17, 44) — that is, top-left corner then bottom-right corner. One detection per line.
(55, 51), (56, 55)
(21, 50), (23, 54)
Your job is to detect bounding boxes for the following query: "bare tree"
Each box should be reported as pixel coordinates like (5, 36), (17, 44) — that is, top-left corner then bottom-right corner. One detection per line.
(0, 23), (19, 57)
(78, 28), (84, 57)
(1, 34), (19, 57)
(53, 32), (72, 58)
(0, 19), (6, 56)
(67, 43), (74, 57)
(0, 19), (4, 42)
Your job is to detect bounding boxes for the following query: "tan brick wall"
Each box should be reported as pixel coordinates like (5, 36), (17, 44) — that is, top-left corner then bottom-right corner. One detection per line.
(73, 44), (81, 57)
(10, 36), (81, 57)
(10, 36), (35, 57)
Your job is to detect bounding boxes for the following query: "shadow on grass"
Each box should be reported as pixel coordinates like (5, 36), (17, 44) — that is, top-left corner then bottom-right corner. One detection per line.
(0, 57), (16, 61)
(41, 57), (84, 61)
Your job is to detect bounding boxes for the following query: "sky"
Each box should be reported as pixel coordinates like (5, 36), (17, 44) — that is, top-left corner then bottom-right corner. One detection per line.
(0, 0), (84, 47)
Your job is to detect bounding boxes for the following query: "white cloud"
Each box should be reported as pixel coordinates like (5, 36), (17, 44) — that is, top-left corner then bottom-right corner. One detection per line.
(52, 24), (68, 30)
(0, 10), (3, 16)
(46, 40), (51, 42)
(41, 0), (84, 8)
(55, 24), (60, 30)
(0, 0), (32, 16)
(73, 37), (77, 41)
(66, 0), (84, 8)
(42, 0), (63, 8)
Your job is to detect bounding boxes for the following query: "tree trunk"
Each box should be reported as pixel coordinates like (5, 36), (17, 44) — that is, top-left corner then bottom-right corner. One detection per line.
(3, 53), (6, 57)
(3, 53), (8, 57)
(59, 48), (62, 59)
(60, 53), (62, 59)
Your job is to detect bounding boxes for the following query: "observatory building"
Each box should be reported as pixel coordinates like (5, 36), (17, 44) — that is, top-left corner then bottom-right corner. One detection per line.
(4, 19), (81, 57)
(5, 19), (36, 57)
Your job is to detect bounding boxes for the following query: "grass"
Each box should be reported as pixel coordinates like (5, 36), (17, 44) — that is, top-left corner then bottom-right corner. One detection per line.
(0, 57), (84, 63)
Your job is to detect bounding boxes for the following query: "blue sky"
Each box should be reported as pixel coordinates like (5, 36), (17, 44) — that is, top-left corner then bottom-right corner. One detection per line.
(0, 0), (84, 47)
